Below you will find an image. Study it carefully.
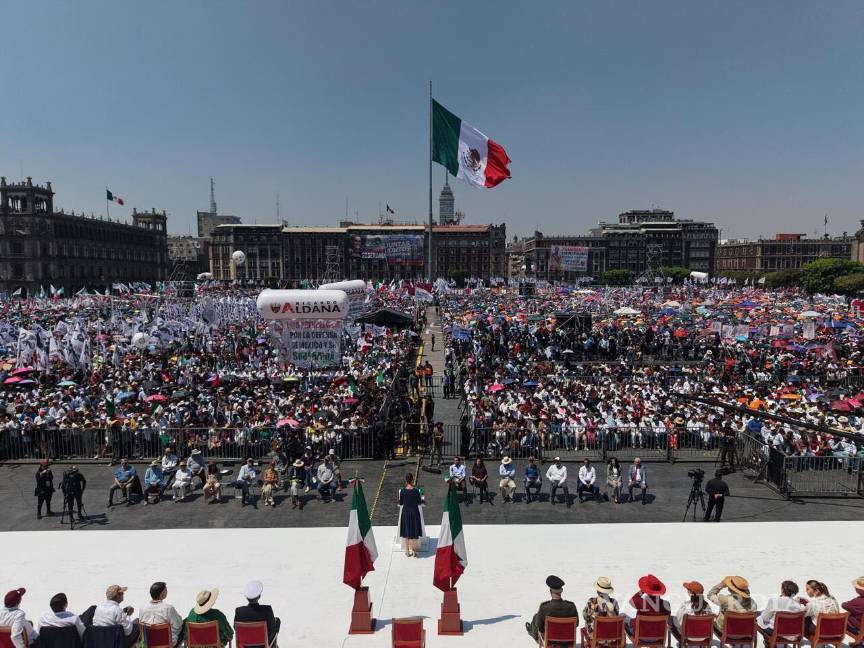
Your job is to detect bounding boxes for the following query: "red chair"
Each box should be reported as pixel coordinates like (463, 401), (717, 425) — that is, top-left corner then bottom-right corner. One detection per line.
(235, 622), (275, 648)
(846, 617), (864, 647)
(0, 627), (25, 648)
(679, 614), (716, 648)
(714, 612), (757, 648)
(187, 621), (230, 648)
(806, 612), (848, 648)
(626, 615), (669, 648)
(757, 611), (805, 648)
(539, 616), (578, 647)
(142, 623), (172, 648)
(392, 617), (424, 648)
(580, 615), (625, 648)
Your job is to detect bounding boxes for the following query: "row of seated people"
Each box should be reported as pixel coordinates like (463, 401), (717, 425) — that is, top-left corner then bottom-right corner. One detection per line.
(0, 580), (279, 648)
(524, 573), (864, 648)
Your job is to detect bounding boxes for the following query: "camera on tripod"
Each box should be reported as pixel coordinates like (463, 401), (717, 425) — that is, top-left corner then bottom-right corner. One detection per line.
(687, 468), (705, 483)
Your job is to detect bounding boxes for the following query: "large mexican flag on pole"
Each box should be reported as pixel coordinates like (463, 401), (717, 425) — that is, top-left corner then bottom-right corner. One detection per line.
(343, 481), (378, 590)
(432, 99), (511, 189)
(433, 483), (467, 591)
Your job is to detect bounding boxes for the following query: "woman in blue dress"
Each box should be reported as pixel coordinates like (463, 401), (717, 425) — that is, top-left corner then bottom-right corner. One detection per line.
(398, 472), (423, 557)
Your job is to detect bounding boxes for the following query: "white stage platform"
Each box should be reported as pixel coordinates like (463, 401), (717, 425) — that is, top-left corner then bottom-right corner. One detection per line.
(3, 521), (863, 647)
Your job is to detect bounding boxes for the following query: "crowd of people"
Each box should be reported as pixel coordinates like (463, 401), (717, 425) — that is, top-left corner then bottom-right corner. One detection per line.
(0, 287), (421, 463)
(0, 580), (280, 648)
(526, 572), (864, 646)
(437, 286), (864, 462)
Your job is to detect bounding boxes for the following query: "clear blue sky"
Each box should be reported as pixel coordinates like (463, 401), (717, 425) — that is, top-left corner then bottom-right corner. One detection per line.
(2, 1), (863, 239)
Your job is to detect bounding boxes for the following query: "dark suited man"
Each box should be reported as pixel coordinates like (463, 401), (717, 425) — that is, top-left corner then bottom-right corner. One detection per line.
(61, 466), (87, 521)
(718, 425), (737, 470)
(525, 575), (579, 642)
(234, 581), (280, 647)
(704, 470), (729, 522)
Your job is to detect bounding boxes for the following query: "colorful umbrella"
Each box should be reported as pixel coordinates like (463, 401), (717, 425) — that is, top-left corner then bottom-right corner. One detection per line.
(145, 394), (168, 403)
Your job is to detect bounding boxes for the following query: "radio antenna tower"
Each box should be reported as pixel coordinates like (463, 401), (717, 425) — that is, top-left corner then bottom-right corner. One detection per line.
(209, 178), (217, 216)
(322, 245), (342, 283)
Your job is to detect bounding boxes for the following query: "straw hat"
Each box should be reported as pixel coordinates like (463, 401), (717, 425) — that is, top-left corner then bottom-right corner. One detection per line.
(150, 459), (160, 467)
(501, 456), (512, 465)
(594, 577), (614, 594)
(194, 589), (219, 614)
(292, 459), (304, 467)
(852, 577), (864, 591)
(724, 576), (750, 597)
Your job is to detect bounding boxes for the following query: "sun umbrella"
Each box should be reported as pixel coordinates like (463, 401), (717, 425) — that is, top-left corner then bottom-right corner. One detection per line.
(800, 311), (822, 318)
(58, 380), (77, 387)
(283, 376), (301, 382)
(3, 376), (21, 384)
(779, 393), (802, 400)
(276, 417), (299, 428)
(613, 307), (640, 316)
(18, 379), (35, 385)
(524, 380), (538, 387)
(172, 390), (189, 398)
(488, 383), (505, 392)
(145, 394), (168, 403)
(11, 367), (36, 375)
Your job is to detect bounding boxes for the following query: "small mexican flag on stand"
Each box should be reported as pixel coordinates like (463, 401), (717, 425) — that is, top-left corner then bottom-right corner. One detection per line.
(433, 482), (468, 591)
(432, 99), (511, 189)
(343, 480), (378, 590)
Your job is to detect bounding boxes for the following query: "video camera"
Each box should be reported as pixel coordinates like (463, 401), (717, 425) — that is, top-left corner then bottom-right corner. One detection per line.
(687, 468), (705, 484)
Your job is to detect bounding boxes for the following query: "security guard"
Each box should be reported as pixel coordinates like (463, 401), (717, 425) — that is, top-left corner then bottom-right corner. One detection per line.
(526, 575), (579, 642)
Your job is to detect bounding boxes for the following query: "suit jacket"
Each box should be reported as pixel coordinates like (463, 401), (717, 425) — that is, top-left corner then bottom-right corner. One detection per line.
(234, 603), (279, 642)
(629, 465), (647, 485)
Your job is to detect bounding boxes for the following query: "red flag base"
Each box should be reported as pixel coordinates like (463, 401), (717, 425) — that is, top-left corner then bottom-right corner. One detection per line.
(348, 587), (376, 634)
(437, 588), (464, 635)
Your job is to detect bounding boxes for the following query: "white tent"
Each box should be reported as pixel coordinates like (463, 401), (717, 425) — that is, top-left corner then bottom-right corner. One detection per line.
(613, 307), (640, 316)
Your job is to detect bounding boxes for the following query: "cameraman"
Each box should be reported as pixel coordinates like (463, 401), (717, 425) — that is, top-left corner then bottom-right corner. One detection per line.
(704, 470), (729, 522)
(61, 466), (87, 522)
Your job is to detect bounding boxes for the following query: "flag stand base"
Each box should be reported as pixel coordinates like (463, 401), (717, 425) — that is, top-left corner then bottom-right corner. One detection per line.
(348, 587), (376, 634)
(437, 588), (464, 635)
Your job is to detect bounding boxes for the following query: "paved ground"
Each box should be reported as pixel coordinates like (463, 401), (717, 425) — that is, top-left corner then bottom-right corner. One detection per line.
(2, 457), (863, 532)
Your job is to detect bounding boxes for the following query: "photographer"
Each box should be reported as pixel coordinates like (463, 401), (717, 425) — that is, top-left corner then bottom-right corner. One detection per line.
(704, 470), (729, 522)
(61, 466), (86, 523)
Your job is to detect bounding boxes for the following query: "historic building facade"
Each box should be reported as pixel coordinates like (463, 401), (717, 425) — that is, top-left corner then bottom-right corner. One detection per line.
(717, 233), (854, 273)
(0, 177), (169, 295)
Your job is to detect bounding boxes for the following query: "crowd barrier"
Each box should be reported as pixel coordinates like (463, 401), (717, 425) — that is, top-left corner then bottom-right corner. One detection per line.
(0, 426), (379, 462)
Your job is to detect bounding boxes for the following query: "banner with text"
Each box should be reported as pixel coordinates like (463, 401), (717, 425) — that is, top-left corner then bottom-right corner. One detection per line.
(269, 319), (342, 368)
(549, 246), (589, 273)
(352, 235), (424, 266)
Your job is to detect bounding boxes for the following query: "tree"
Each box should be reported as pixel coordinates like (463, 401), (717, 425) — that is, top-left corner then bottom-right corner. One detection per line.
(763, 269), (802, 289)
(600, 269), (632, 286)
(833, 273), (864, 295)
(800, 258), (864, 293)
(657, 266), (692, 283)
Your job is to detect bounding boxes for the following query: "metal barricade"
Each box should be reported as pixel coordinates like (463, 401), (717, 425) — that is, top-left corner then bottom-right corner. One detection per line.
(783, 454), (862, 498)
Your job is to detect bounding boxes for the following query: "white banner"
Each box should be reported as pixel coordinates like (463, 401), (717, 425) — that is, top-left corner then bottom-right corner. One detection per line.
(269, 319), (342, 368)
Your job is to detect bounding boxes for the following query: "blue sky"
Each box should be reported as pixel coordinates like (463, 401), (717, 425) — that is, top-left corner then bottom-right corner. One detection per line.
(2, 1), (863, 239)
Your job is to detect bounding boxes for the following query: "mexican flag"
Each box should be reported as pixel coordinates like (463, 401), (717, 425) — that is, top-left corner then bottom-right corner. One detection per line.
(433, 482), (467, 591)
(106, 189), (125, 205)
(432, 99), (511, 189)
(343, 480), (378, 590)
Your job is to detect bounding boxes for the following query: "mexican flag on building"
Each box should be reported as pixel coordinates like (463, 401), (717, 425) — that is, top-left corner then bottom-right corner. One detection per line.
(433, 482), (467, 591)
(432, 99), (511, 189)
(343, 480), (378, 590)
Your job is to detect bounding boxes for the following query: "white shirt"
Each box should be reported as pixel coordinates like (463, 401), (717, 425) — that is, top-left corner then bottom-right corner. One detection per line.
(92, 600), (135, 636)
(173, 467), (191, 485)
(546, 464), (567, 484)
(0, 607), (38, 648)
(138, 600), (183, 645)
(758, 596), (804, 629)
(38, 611), (85, 638)
(161, 454), (178, 471)
(578, 465), (596, 485)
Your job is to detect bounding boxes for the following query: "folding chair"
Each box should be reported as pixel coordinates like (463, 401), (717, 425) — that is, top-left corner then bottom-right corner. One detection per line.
(39, 624), (83, 648)
(757, 611), (805, 648)
(846, 617), (864, 647)
(187, 620), (230, 648)
(142, 624), (172, 648)
(626, 615), (669, 648)
(806, 612), (848, 648)
(679, 614), (715, 648)
(0, 627), (24, 648)
(580, 615), (625, 648)
(235, 622), (276, 648)
(392, 617), (425, 648)
(539, 615), (578, 647)
(714, 612), (757, 648)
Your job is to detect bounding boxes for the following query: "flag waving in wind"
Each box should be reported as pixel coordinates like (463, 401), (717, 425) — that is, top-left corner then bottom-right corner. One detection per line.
(433, 482), (467, 591)
(432, 99), (511, 189)
(106, 189), (125, 205)
(343, 480), (378, 590)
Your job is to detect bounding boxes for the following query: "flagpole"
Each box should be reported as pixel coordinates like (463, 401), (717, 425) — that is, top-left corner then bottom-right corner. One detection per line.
(428, 80), (433, 284)
(105, 186), (110, 221)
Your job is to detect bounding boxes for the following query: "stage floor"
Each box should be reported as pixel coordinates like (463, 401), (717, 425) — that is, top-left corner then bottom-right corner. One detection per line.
(4, 521), (863, 647)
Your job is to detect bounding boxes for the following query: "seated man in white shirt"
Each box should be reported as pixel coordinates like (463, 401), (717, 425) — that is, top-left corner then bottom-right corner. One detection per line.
(758, 580), (805, 633)
(161, 447), (179, 487)
(0, 587), (38, 648)
(546, 457), (570, 507)
(577, 458), (598, 503)
(187, 449), (207, 489)
(92, 585), (138, 648)
(448, 457), (466, 492)
(38, 593), (86, 640)
(236, 458), (258, 506)
(138, 582), (183, 647)
(171, 460), (192, 502)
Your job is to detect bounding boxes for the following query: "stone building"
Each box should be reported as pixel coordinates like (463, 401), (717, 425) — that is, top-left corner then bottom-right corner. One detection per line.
(0, 177), (168, 295)
(197, 210), (241, 239)
(717, 233), (854, 273)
